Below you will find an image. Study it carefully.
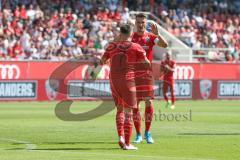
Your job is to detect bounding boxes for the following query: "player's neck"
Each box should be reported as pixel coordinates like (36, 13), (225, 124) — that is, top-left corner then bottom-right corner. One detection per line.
(136, 31), (145, 36)
(115, 35), (130, 42)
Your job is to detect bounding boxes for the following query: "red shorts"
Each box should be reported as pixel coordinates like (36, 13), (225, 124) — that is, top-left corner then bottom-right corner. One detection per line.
(110, 77), (137, 109)
(135, 70), (154, 101)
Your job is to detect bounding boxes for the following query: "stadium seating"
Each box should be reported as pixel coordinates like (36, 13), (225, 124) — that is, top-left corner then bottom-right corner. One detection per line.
(155, 0), (240, 62)
(0, 0), (239, 62)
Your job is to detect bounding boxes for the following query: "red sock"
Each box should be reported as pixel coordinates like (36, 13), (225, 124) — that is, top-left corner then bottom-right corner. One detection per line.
(170, 85), (175, 104)
(163, 83), (169, 102)
(145, 105), (154, 132)
(116, 111), (124, 137)
(124, 112), (133, 145)
(133, 108), (141, 135)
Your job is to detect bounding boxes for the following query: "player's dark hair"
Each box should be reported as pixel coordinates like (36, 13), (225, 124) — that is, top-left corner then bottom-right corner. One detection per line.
(120, 24), (132, 35)
(136, 13), (147, 19)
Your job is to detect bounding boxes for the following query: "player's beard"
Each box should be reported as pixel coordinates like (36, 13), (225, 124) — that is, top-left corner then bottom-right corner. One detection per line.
(137, 28), (145, 34)
(137, 26), (145, 34)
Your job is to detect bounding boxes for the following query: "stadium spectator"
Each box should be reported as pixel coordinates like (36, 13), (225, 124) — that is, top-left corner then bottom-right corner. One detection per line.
(155, 0), (240, 62)
(0, 0), (127, 60)
(0, 0), (239, 62)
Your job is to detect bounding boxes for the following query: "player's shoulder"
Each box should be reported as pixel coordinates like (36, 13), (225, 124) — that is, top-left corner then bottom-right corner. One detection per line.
(131, 32), (138, 41)
(131, 42), (144, 50)
(132, 32), (137, 37)
(105, 41), (117, 51)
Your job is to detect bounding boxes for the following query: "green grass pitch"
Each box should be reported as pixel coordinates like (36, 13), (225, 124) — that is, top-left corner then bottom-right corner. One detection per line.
(0, 100), (239, 160)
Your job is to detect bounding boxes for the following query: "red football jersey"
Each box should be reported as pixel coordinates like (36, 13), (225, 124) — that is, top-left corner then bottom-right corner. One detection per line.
(102, 41), (146, 78)
(102, 41), (148, 108)
(131, 32), (157, 62)
(161, 60), (176, 81)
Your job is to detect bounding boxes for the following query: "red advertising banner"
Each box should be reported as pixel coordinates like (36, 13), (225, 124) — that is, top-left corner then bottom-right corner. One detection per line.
(0, 61), (240, 101)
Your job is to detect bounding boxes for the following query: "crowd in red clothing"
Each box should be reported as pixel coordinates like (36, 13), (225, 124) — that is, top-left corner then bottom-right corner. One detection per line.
(153, 0), (240, 62)
(0, 0), (239, 62)
(121, 0), (240, 62)
(0, 0), (127, 60)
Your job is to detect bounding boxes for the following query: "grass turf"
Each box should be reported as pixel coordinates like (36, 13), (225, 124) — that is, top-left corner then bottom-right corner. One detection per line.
(0, 100), (239, 160)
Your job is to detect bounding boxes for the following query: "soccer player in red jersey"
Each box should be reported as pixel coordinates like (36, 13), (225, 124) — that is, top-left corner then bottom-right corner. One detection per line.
(131, 13), (168, 143)
(160, 53), (176, 109)
(101, 24), (150, 150)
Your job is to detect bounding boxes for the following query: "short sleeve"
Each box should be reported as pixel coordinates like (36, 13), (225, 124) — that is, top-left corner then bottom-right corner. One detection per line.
(102, 42), (116, 60)
(102, 50), (110, 60)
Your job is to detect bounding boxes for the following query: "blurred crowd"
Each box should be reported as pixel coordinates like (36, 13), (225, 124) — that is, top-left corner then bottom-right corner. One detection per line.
(0, 0), (126, 60)
(153, 0), (240, 62)
(0, 0), (239, 62)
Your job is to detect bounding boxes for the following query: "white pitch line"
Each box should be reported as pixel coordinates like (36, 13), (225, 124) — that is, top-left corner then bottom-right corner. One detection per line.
(0, 138), (215, 160)
(0, 138), (37, 150)
(33, 150), (216, 160)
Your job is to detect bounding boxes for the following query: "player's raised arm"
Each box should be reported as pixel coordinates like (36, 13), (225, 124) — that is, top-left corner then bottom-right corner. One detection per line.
(150, 23), (168, 48)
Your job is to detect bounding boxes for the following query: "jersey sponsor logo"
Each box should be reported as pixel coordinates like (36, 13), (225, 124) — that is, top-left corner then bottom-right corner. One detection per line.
(0, 81), (37, 99)
(45, 79), (59, 100)
(200, 80), (212, 99)
(0, 64), (20, 79)
(145, 37), (150, 43)
(218, 81), (240, 98)
(174, 65), (194, 80)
